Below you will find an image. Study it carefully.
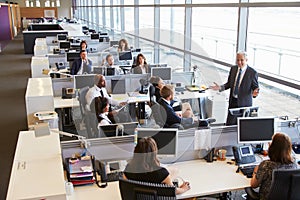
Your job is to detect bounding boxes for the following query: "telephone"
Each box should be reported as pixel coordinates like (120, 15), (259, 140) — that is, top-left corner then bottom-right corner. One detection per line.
(62, 88), (76, 99)
(232, 145), (256, 165)
(93, 160), (108, 188)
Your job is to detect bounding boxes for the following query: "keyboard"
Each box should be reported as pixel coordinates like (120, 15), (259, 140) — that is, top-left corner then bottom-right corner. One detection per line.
(107, 171), (123, 182)
(240, 165), (256, 178)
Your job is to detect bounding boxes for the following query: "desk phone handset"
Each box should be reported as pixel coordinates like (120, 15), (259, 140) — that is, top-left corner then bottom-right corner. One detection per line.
(93, 160), (108, 188)
(232, 145), (256, 165)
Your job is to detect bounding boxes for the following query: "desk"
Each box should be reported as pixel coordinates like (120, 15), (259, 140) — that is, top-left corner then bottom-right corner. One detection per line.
(54, 97), (80, 109)
(67, 159), (249, 200)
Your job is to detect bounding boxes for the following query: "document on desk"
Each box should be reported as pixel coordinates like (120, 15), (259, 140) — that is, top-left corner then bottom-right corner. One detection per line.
(194, 129), (211, 150)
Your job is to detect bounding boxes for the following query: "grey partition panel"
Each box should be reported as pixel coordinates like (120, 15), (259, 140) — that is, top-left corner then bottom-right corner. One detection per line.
(23, 31), (68, 54)
(52, 78), (74, 97)
(172, 72), (194, 86)
(277, 120), (300, 143)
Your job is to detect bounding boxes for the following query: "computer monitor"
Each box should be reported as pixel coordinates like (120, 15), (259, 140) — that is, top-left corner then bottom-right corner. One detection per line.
(110, 40), (119, 47)
(99, 36), (109, 42)
(99, 124), (119, 137)
(119, 51), (133, 61)
(93, 67), (105, 75)
(67, 52), (80, 62)
(229, 106), (259, 118)
(106, 67), (116, 76)
(59, 41), (71, 49)
(137, 128), (178, 157)
(111, 78), (126, 94)
(122, 122), (139, 136)
(238, 117), (275, 144)
(57, 34), (67, 41)
(91, 33), (99, 40)
(151, 67), (172, 81)
(74, 74), (95, 89)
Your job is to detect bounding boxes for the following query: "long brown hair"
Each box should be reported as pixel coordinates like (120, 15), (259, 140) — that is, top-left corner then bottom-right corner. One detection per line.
(268, 133), (293, 164)
(129, 137), (160, 173)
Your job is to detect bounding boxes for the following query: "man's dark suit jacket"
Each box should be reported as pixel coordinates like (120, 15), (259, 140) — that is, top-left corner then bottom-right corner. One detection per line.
(223, 65), (259, 108)
(70, 58), (92, 75)
(158, 98), (181, 127)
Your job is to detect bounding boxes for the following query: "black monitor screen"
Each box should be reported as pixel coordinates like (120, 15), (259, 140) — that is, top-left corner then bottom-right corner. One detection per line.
(99, 124), (118, 137)
(137, 128), (178, 157)
(119, 51), (133, 61)
(151, 67), (172, 81)
(91, 33), (99, 40)
(111, 79), (126, 94)
(59, 41), (71, 49)
(57, 34), (67, 41)
(74, 74), (95, 89)
(238, 117), (275, 144)
(122, 122), (139, 136)
(67, 52), (80, 62)
(106, 68), (116, 76)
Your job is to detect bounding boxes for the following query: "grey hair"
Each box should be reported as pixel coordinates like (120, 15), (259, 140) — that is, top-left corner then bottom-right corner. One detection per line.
(237, 51), (248, 58)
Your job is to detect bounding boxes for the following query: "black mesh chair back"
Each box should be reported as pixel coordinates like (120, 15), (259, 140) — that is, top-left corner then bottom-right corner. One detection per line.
(288, 173), (300, 200)
(119, 178), (176, 200)
(268, 168), (300, 200)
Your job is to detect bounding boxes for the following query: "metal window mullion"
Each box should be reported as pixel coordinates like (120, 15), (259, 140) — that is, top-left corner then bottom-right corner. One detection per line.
(184, 0), (192, 72)
(120, 0), (125, 37)
(110, 0), (114, 34)
(134, 0), (139, 48)
(236, 0), (249, 52)
(95, 0), (100, 32)
(102, 0), (106, 30)
(154, 0), (160, 63)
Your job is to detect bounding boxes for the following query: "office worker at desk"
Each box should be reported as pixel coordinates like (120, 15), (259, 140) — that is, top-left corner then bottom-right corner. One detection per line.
(85, 74), (126, 111)
(70, 50), (92, 75)
(149, 76), (165, 102)
(80, 40), (88, 52)
(101, 54), (123, 75)
(210, 51), (259, 125)
(132, 53), (149, 74)
(250, 133), (298, 200)
(117, 38), (130, 52)
(93, 96), (114, 126)
(158, 85), (195, 128)
(123, 137), (190, 195)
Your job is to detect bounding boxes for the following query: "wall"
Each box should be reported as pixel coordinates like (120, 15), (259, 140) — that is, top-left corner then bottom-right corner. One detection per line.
(14, 0), (71, 19)
(0, 4), (12, 40)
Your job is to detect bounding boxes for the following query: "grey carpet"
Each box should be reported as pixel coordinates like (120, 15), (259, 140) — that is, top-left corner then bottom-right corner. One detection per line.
(0, 34), (31, 200)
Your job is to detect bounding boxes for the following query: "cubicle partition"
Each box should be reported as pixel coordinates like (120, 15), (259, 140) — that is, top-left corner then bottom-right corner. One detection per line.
(60, 126), (240, 164)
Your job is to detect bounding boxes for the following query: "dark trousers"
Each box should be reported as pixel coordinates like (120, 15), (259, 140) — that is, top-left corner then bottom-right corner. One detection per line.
(226, 97), (238, 125)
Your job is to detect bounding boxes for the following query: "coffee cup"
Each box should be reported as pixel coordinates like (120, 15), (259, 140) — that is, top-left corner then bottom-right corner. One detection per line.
(217, 149), (227, 161)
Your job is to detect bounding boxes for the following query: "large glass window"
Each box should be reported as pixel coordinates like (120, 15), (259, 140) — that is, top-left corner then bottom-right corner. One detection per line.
(247, 7), (300, 82)
(191, 7), (238, 64)
(124, 7), (134, 32)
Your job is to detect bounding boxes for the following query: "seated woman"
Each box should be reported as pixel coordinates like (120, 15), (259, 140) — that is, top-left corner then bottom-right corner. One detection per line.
(132, 53), (149, 74)
(80, 40), (88, 52)
(118, 38), (130, 52)
(93, 96), (115, 126)
(250, 133), (298, 200)
(123, 137), (190, 195)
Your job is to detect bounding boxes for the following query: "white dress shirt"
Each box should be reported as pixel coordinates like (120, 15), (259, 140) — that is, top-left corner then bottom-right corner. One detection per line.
(97, 113), (112, 127)
(85, 85), (119, 111)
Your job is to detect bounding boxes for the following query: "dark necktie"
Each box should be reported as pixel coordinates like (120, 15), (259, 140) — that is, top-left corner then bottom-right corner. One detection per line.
(233, 68), (242, 97)
(100, 89), (104, 97)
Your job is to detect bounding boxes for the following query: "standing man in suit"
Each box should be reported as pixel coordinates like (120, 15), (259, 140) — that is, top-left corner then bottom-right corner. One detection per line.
(210, 51), (260, 125)
(70, 50), (92, 75)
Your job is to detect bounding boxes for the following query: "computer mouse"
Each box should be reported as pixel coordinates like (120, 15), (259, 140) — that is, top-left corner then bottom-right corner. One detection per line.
(181, 91), (184, 94)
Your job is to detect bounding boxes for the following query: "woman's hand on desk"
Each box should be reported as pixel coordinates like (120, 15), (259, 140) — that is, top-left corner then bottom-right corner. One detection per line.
(177, 181), (191, 194)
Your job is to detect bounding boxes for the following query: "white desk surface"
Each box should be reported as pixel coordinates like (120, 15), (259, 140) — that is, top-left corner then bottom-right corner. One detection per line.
(54, 97), (79, 108)
(67, 159), (250, 200)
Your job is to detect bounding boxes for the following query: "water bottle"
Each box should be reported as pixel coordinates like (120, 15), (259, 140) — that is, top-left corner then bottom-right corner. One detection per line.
(134, 128), (138, 145)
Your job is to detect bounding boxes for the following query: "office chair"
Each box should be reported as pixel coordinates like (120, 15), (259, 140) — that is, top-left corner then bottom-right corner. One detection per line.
(119, 178), (176, 200)
(78, 86), (98, 138)
(245, 168), (300, 200)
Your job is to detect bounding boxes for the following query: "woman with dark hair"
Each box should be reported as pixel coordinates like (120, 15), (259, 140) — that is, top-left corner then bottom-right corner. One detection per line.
(250, 133), (298, 200)
(132, 53), (149, 74)
(123, 137), (190, 195)
(117, 38), (130, 52)
(93, 96), (114, 126)
(80, 40), (88, 52)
